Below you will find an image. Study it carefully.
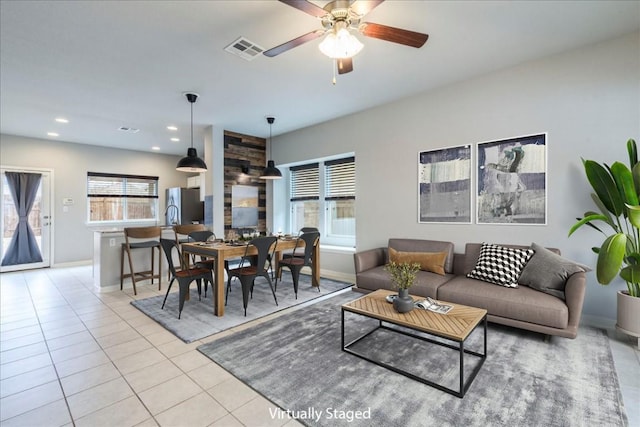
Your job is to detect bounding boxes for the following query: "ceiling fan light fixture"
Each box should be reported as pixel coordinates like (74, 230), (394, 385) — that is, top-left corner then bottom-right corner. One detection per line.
(176, 92), (207, 173)
(319, 26), (363, 59)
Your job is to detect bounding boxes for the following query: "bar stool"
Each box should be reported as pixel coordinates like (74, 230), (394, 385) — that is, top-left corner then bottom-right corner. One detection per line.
(120, 226), (162, 295)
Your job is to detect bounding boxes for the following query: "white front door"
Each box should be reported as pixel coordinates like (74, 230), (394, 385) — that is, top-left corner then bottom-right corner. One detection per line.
(0, 168), (52, 272)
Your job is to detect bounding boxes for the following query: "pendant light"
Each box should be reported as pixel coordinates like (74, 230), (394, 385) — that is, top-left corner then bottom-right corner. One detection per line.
(259, 116), (282, 180)
(176, 92), (208, 172)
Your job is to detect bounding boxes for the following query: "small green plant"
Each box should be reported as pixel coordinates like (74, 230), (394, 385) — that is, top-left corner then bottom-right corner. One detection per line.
(384, 261), (420, 290)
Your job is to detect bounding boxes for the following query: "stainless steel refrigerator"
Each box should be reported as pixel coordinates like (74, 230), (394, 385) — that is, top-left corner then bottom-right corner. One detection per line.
(165, 187), (203, 225)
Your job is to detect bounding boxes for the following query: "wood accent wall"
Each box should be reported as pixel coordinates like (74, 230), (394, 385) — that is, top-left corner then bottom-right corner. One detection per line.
(223, 130), (266, 236)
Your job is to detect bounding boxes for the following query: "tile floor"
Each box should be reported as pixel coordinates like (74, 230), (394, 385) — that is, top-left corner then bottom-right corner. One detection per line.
(1, 265), (639, 427)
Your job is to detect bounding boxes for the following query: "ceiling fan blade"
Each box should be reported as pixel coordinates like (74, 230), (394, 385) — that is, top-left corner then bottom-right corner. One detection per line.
(359, 22), (428, 48)
(264, 30), (325, 57)
(351, 0), (385, 17)
(278, 0), (328, 18)
(337, 57), (353, 75)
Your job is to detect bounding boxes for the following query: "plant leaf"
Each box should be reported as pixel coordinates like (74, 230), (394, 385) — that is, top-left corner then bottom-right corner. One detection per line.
(628, 138), (638, 169)
(620, 264), (640, 284)
(633, 162), (640, 198)
(584, 160), (624, 216)
(591, 193), (615, 225)
(625, 252), (640, 265)
(611, 161), (639, 206)
(568, 214), (613, 236)
(626, 203), (640, 229)
(596, 233), (627, 284)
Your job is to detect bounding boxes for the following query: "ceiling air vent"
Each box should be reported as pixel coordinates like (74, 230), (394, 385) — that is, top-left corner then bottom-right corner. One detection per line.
(117, 126), (140, 133)
(224, 37), (264, 61)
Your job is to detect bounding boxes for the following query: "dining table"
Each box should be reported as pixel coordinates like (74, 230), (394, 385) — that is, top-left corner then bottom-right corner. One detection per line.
(180, 237), (320, 316)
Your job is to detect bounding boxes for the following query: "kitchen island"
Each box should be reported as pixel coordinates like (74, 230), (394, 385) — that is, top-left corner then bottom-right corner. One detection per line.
(92, 227), (176, 292)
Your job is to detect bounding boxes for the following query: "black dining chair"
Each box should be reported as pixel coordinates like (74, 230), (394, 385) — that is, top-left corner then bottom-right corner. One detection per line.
(159, 238), (213, 319)
(226, 236), (278, 316)
(187, 230), (218, 297)
(283, 227), (319, 261)
(276, 231), (320, 298)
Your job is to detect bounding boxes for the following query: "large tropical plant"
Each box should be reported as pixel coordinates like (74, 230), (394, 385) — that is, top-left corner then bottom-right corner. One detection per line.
(569, 138), (640, 297)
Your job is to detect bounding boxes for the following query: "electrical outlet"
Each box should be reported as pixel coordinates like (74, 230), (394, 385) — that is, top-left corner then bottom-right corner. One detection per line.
(109, 238), (116, 247)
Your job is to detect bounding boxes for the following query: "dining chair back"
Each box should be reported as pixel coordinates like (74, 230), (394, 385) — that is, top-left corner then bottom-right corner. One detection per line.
(159, 238), (213, 319)
(226, 236), (278, 316)
(120, 226), (162, 295)
(283, 227), (319, 260)
(276, 231), (320, 298)
(187, 230), (217, 297)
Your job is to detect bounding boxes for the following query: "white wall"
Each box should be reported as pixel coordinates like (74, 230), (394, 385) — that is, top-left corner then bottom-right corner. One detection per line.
(0, 135), (188, 264)
(272, 32), (640, 320)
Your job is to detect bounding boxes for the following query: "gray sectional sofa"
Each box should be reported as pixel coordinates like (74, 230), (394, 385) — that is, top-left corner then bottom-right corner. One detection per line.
(353, 238), (587, 339)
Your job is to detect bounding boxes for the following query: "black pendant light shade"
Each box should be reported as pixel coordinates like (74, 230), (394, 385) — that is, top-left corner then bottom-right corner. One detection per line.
(176, 92), (208, 173)
(260, 116), (282, 180)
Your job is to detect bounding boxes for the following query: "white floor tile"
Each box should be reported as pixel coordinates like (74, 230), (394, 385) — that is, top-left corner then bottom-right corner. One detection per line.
(0, 399), (72, 427)
(0, 380), (64, 421)
(66, 377), (134, 419)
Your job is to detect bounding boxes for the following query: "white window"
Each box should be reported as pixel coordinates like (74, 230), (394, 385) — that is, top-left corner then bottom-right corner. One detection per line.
(325, 157), (355, 244)
(87, 172), (159, 223)
(290, 163), (319, 231)
(289, 157), (355, 247)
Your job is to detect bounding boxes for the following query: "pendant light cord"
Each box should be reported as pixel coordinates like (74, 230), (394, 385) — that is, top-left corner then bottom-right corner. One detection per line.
(190, 101), (194, 149)
(269, 121), (272, 159)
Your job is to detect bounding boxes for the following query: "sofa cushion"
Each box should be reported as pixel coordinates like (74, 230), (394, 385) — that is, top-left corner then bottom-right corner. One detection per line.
(518, 242), (590, 300)
(466, 243), (534, 288)
(388, 239), (455, 274)
(355, 265), (453, 299)
(388, 247), (447, 275)
(438, 276), (569, 329)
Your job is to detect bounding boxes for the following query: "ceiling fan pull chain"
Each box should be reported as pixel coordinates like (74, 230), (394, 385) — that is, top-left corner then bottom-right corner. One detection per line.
(332, 59), (337, 85)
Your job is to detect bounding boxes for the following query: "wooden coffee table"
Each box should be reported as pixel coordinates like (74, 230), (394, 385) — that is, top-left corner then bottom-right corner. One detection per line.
(341, 289), (487, 398)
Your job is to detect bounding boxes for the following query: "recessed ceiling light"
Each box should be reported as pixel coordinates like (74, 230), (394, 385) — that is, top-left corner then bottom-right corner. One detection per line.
(170, 138), (180, 142)
(47, 132), (59, 137)
(151, 146), (161, 151)
(55, 117), (69, 123)
(167, 126), (178, 131)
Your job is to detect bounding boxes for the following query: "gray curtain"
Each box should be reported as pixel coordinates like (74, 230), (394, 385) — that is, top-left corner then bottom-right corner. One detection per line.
(1, 172), (43, 266)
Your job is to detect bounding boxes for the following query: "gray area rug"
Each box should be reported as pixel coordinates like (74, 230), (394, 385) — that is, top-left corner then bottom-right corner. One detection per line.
(198, 292), (628, 427)
(131, 274), (351, 343)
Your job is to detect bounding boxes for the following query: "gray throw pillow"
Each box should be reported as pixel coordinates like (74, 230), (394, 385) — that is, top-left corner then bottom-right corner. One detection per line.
(518, 242), (590, 300)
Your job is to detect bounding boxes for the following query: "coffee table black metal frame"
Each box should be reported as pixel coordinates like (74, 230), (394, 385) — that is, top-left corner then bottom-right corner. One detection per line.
(341, 309), (487, 398)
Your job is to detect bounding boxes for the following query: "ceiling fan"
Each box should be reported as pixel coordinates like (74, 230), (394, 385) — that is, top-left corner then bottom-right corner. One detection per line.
(263, 0), (429, 76)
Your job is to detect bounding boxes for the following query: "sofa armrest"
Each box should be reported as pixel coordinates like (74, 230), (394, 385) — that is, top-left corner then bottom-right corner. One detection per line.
(354, 248), (387, 274)
(564, 271), (587, 330)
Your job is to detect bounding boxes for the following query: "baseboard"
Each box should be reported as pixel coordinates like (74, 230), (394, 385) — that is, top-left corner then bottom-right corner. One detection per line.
(95, 283), (122, 293)
(319, 269), (355, 284)
(52, 260), (92, 268)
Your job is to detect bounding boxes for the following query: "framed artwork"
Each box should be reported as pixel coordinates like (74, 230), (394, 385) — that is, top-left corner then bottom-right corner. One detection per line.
(476, 133), (546, 225)
(231, 185), (258, 228)
(418, 145), (472, 223)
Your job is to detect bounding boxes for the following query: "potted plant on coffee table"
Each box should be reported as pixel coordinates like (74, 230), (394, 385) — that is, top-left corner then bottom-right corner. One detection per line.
(384, 261), (420, 313)
(569, 138), (640, 343)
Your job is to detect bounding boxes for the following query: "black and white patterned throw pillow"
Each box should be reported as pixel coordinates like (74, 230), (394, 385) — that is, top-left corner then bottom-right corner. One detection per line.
(466, 243), (534, 288)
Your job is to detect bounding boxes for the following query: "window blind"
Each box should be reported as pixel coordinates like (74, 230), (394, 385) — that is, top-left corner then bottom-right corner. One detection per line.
(87, 172), (159, 198)
(325, 157), (355, 200)
(290, 163), (319, 201)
